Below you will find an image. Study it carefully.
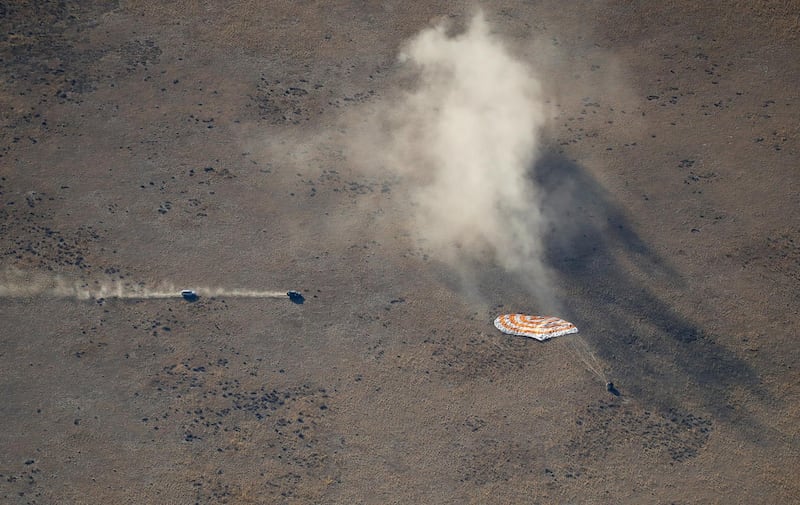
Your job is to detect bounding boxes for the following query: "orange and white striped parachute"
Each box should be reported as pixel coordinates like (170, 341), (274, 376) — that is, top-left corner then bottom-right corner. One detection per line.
(493, 314), (578, 341)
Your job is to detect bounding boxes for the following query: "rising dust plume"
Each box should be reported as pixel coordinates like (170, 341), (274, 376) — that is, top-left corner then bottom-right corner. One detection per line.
(350, 11), (556, 306)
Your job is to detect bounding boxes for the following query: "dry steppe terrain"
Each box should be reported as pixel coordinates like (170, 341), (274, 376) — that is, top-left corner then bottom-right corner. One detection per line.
(1, 1), (798, 503)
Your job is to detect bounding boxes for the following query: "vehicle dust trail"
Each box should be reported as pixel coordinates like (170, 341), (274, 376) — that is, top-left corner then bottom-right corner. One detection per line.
(196, 288), (288, 299)
(0, 268), (287, 300)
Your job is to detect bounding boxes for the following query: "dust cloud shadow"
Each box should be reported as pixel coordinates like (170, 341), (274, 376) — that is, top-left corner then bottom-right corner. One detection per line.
(529, 149), (772, 430)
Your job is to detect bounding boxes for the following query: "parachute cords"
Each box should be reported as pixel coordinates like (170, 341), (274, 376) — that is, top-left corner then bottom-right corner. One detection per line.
(566, 335), (608, 384)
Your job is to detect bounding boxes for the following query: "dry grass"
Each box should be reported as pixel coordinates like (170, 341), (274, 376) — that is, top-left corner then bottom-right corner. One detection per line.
(2, 1), (799, 503)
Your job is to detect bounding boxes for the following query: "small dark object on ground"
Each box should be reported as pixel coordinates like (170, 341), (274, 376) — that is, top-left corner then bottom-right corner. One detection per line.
(287, 290), (304, 304)
(606, 382), (620, 396)
(180, 289), (198, 302)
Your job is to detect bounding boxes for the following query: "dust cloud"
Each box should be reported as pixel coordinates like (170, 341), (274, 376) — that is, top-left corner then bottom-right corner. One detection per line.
(348, 12), (557, 306)
(0, 268), (286, 301)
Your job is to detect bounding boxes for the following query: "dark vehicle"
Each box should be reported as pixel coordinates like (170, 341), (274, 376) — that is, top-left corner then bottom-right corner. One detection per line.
(287, 290), (304, 304)
(180, 289), (199, 301)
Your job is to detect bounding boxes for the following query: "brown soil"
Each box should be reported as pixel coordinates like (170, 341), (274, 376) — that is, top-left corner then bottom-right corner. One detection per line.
(1, 1), (798, 503)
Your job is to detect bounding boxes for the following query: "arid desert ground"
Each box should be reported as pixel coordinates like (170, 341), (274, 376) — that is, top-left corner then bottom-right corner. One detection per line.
(1, 1), (799, 503)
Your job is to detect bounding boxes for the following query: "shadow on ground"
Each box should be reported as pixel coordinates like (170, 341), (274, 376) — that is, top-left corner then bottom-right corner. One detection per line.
(531, 149), (772, 429)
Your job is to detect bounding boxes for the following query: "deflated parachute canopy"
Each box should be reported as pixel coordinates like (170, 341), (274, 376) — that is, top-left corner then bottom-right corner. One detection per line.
(494, 314), (578, 341)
